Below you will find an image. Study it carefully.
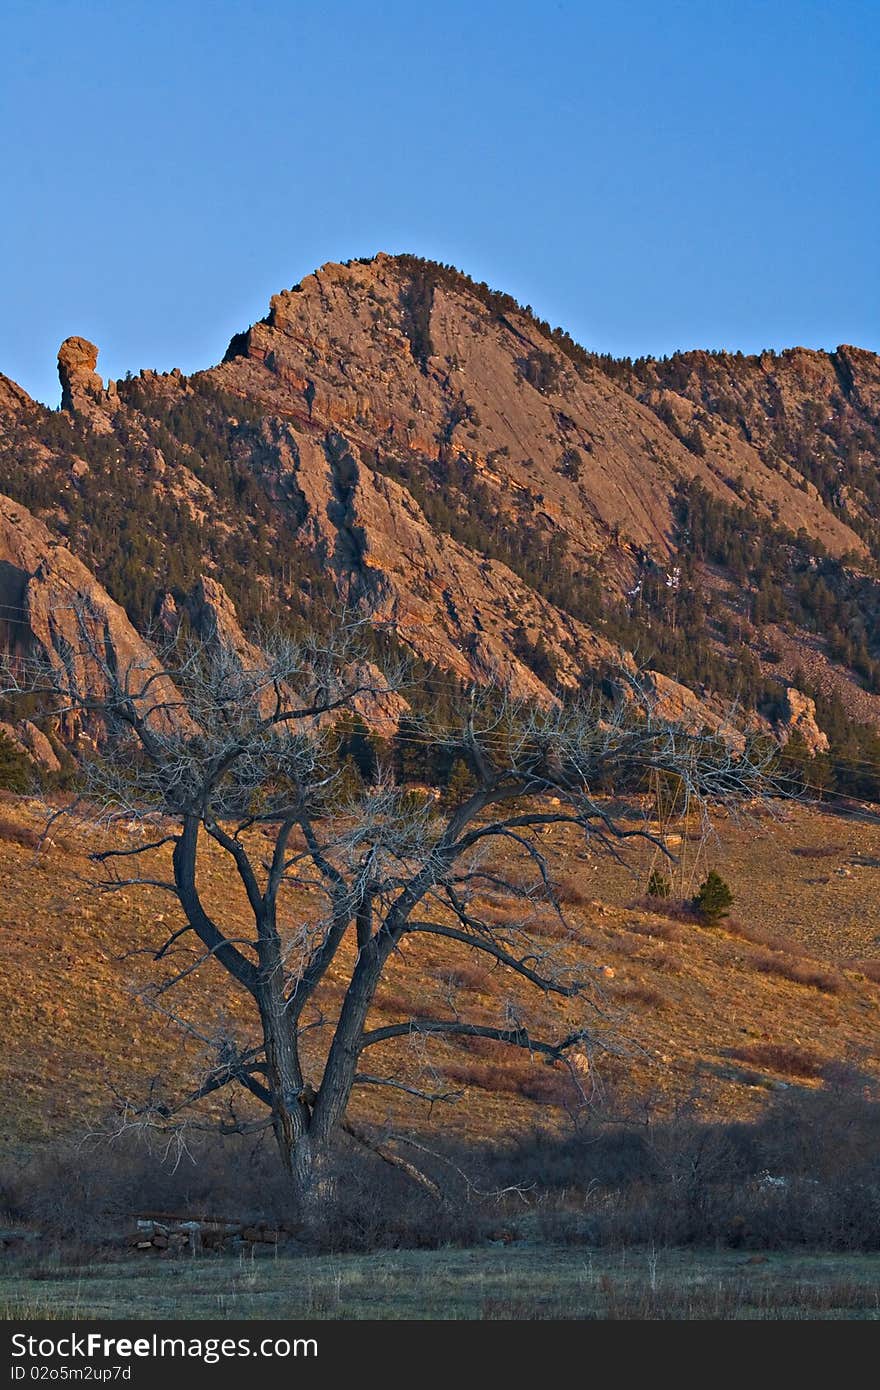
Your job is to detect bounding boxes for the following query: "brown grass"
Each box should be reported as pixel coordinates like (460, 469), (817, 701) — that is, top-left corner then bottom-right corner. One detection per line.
(553, 874), (592, 907)
(481, 1276), (880, 1320)
(642, 947), (684, 975)
(0, 814), (40, 850)
(846, 959), (880, 986)
(2, 789), (880, 1150)
(725, 916), (812, 958)
(622, 915), (687, 944)
(725, 1042), (826, 1079)
(613, 982), (668, 1009)
(749, 951), (844, 995)
(369, 985), (416, 1016)
(629, 896), (700, 925)
(442, 1059), (574, 1107)
(480, 897), (530, 926)
(437, 965), (485, 994)
(790, 844), (846, 860)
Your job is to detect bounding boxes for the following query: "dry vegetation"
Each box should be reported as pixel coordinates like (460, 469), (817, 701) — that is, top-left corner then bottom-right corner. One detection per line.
(2, 1246), (878, 1321)
(2, 786), (880, 1320)
(0, 789), (878, 1151)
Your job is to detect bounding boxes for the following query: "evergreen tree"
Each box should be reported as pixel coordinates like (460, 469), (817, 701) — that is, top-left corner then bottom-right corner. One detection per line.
(692, 870), (733, 925)
(443, 756), (477, 807)
(647, 868), (672, 899)
(0, 732), (33, 793)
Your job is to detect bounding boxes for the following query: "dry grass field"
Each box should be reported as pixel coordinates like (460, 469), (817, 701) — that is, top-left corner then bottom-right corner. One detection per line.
(0, 790), (878, 1147)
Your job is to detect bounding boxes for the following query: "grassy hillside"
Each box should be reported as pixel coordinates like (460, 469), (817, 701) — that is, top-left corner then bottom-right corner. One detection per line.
(2, 790), (877, 1149)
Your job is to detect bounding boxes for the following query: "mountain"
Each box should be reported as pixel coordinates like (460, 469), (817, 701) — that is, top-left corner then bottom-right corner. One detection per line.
(2, 252), (880, 791)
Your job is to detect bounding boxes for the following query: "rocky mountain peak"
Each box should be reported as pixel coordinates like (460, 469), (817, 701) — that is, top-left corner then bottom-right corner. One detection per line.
(0, 371), (33, 417)
(3, 253), (880, 782)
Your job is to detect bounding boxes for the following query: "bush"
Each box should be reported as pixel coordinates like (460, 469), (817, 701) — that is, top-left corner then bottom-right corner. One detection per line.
(0, 814), (40, 850)
(692, 870), (733, 925)
(726, 1042), (826, 1079)
(647, 868), (671, 899)
(5, 1074), (880, 1255)
(0, 733), (32, 794)
(750, 951), (843, 994)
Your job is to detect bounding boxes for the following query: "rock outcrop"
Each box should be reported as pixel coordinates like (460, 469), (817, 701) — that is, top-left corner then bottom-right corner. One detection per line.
(777, 687), (829, 755)
(58, 337), (116, 429)
(184, 575), (264, 666)
(180, 577), (409, 734)
(212, 256), (866, 563)
(0, 493), (178, 743)
(0, 372), (33, 418)
(0, 720), (61, 772)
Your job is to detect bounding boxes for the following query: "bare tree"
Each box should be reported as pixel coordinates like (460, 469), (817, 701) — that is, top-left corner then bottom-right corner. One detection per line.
(6, 607), (770, 1197)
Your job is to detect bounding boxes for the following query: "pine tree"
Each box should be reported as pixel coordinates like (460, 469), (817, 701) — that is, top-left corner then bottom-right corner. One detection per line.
(647, 868), (671, 899)
(443, 757), (476, 807)
(692, 870), (733, 925)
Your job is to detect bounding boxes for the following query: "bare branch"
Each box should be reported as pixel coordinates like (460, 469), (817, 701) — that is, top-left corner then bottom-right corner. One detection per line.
(360, 1018), (597, 1062)
(406, 920), (584, 996)
(352, 1073), (464, 1105)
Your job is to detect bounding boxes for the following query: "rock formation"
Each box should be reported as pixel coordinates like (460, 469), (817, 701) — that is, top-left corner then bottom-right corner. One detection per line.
(58, 336), (116, 429)
(0, 493), (179, 745)
(777, 688), (830, 756)
(0, 371), (33, 417)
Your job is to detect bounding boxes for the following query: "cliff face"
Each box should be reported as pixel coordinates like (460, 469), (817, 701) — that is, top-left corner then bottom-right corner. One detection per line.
(211, 255), (866, 564)
(0, 494), (179, 744)
(2, 251), (880, 763)
(630, 345), (880, 549)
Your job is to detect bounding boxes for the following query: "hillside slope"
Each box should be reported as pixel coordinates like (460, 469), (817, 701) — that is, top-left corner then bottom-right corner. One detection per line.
(1, 791), (878, 1145)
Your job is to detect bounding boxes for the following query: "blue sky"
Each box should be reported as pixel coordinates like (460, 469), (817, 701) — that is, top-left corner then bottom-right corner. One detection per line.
(1, 0), (878, 405)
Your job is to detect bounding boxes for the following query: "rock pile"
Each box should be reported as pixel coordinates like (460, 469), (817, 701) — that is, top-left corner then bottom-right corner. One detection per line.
(128, 1216), (290, 1254)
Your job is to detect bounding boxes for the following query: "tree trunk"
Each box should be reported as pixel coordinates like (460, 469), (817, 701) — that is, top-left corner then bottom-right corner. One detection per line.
(310, 938), (389, 1148)
(258, 989), (315, 1190)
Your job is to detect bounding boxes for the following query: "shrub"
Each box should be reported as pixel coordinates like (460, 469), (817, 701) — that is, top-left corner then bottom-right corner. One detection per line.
(847, 960), (880, 986)
(750, 951), (843, 994)
(558, 448), (582, 481)
(623, 913), (686, 943)
(438, 966), (484, 994)
(0, 814), (40, 850)
(647, 868), (671, 899)
(724, 917), (804, 956)
(613, 982), (667, 1009)
(692, 870), (733, 925)
(726, 1042), (826, 1079)
(554, 874), (591, 906)
(0, 733), (32, 794)
(629, 896), (699, 928)
(790, 844), (846, 860)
